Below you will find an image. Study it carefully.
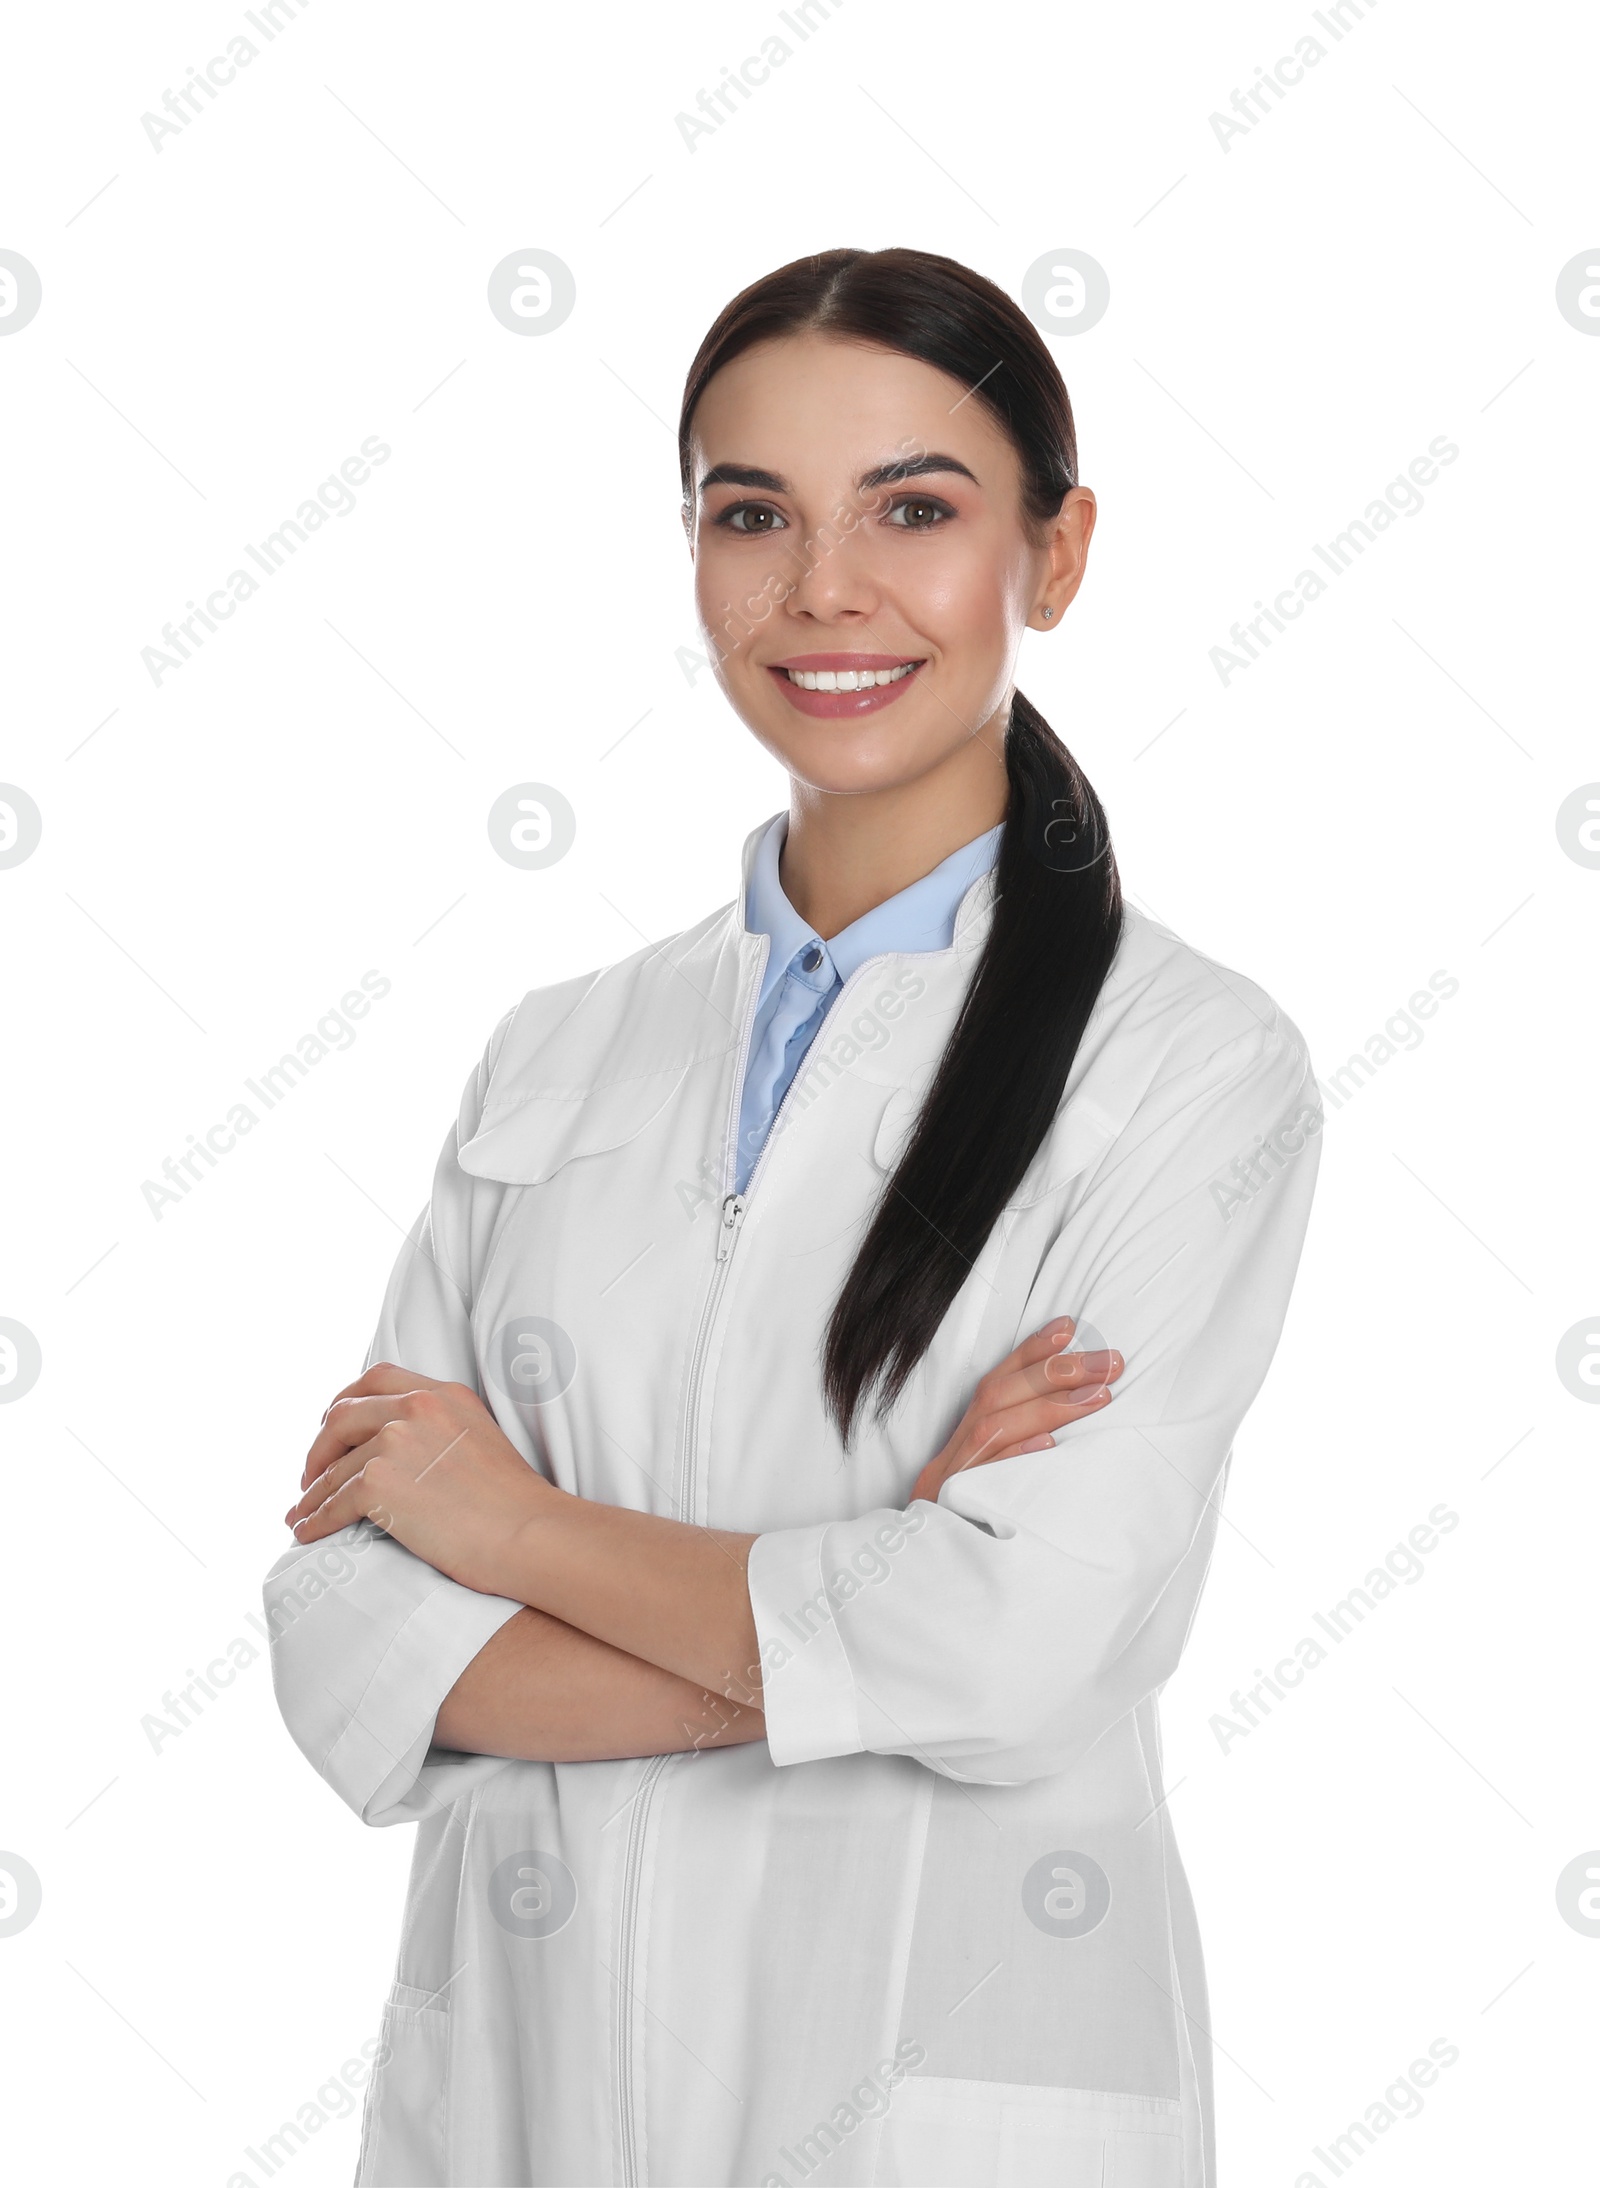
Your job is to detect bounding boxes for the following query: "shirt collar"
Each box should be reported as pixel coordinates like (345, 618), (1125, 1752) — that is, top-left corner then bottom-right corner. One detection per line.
(744, 811), (1004, 1013)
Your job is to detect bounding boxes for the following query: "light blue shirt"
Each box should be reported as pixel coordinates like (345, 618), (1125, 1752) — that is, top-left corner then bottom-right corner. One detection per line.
(736, 815), (1003, 1193)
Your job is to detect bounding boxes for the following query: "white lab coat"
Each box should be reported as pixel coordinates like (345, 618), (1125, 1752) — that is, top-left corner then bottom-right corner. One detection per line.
(265, 819), (1321, 2188)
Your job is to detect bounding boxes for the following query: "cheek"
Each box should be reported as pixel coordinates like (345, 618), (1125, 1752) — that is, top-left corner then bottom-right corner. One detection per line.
(689, 540), (732, 627)
(912, 550), (1015, 659)
(695, 531), (786, 618)
(894, 521), (1019, 632)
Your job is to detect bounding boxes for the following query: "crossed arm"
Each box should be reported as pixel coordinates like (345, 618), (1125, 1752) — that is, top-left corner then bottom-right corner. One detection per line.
(282, 1318), (1122, 1766)
(435, 1604), (769, 1764)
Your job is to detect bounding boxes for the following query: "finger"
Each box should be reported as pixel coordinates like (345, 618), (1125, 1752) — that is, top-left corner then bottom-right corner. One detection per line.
(1040, 1347), (1123, 1392)
(966, 1320), (1106, 1418)
(287, 1431), (386, 1528)
(317, 1361), (453, 1429)
(301, 1390), (420, 1491)
(971, 1431), (1058, 1464)
(959, 1386), (1114, 1466)
(986, 1345), (1124, 1417)
(288, 1468), (384, 1546)
(982, 1319), (1078, 1383)
(912, 1428), (1059, 1503)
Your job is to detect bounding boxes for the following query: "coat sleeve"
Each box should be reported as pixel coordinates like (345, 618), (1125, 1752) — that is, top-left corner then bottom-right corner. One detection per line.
(263, 1017), (526, 1826)
(745, 1017), (1323, 1786)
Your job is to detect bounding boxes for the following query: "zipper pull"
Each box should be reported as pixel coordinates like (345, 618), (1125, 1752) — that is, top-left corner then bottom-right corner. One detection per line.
(717, 1192), (747, 1262)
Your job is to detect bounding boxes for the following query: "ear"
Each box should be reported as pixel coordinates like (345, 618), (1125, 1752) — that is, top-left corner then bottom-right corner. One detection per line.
(1032, 486), (1096, 628)
(680, 500), (695, 556)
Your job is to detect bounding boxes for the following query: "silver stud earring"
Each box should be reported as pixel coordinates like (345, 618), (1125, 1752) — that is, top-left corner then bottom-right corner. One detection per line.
(1042, 607), (1053, 619)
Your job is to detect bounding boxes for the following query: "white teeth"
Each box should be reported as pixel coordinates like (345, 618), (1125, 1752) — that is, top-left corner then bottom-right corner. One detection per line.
(782, 662), (920, 691)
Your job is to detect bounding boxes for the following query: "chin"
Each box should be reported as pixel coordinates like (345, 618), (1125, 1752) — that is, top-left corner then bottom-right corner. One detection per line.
(748, 716), (946, 798)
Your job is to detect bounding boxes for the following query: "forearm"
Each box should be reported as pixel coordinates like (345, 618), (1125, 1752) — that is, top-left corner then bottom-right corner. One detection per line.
(506, 1487), (764, 1707)
(433, 1602), (766, 1763)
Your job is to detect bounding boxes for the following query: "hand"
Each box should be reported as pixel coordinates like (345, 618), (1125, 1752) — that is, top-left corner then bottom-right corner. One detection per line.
(284, 1363), (551, 1600)
(909, 1316), (1123, 1504)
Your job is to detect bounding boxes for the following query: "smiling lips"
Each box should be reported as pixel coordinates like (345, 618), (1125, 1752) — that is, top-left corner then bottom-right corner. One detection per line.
(767, 652), (927, 718)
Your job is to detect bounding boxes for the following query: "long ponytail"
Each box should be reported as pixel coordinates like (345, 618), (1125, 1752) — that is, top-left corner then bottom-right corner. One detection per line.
(821, 691), (1120, 1436)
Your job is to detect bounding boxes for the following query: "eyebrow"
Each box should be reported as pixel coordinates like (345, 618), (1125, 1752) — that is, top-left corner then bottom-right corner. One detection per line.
(695, 452), (981, 498)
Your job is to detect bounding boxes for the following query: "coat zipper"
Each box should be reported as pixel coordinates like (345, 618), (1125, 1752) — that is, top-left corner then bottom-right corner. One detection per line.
(674, 1191), (747, 1524)
(615, 947), (765, 2188)
(614, 949), (889, 2187)
(669, 935), (766, 1528)
(672, 952), (878, 1521)
(615, 1750), (670, 2188)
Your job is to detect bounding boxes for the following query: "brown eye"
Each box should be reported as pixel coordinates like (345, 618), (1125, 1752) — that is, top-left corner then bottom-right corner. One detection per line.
(718, 503), (788, 534)
(886, 495), (954, 530)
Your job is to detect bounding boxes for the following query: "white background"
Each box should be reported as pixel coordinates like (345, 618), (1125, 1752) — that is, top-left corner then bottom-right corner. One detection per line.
(1, 1), (1595, 2181)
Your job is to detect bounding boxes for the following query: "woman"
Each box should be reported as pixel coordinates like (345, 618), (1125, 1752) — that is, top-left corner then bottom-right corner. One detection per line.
(268, 247), (1321, 2188)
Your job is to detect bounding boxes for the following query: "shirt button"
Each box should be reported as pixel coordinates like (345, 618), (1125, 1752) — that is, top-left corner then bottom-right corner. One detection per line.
(800, 944), (823, 972)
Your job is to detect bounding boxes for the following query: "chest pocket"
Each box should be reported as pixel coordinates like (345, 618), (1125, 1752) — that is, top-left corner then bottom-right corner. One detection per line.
(456, 1064), (691, 1186)
(871, 1083), (1122, 1209)
(453, 1065), (699, 1502)
(865, 1081), (1126, 1403)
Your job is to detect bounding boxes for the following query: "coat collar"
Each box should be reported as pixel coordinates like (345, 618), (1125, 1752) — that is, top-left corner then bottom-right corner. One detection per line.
(457, 820), (1006, 1186)
(737, 810), (1001, 962)
(453, 813), (1246, 1215)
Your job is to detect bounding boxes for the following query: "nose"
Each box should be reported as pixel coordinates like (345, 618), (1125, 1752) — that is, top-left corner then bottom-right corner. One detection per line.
(778, 521), (882, 624)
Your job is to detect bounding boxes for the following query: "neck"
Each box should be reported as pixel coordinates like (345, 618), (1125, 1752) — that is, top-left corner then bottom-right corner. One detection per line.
(779, 706), (1010, 939)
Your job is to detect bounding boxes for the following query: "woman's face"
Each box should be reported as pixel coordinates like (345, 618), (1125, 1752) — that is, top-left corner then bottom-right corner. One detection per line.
(684, 332), (1093, 798)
